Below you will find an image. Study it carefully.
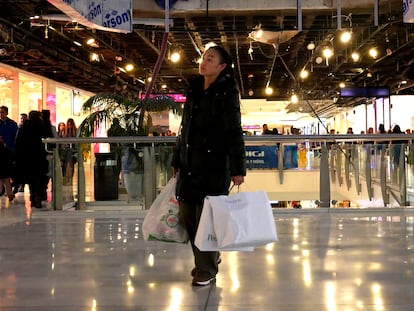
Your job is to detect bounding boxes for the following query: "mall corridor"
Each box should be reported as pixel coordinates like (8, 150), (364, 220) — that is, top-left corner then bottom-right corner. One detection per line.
(1, 192), (414, 310)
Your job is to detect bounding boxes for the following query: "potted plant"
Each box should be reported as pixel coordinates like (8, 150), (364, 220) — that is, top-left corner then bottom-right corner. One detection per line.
(78, 92), (181, 202)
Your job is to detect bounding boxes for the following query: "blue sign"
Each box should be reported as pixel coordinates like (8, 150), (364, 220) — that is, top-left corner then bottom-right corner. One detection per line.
(245, 145), (277, 169)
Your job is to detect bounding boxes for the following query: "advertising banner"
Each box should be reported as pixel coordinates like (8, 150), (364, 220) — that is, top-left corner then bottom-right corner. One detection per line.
(403, 0), (414, 23)
(245, 145), (278, 169)
(48, 0), (132, 33)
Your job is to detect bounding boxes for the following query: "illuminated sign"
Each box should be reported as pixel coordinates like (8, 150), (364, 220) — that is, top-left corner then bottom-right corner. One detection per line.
(141, 93), (186, 103)
(340, 87), (390, 97)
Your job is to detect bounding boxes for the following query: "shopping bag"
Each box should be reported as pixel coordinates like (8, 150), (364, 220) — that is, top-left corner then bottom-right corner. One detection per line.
(210, 191), (278, 248)
(195, 197), (254, 252)
(142, 177), (189, 243)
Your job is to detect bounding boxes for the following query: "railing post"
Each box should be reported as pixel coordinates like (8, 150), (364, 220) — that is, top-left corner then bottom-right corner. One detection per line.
(52, 147), (63, 210)
(76, 144), (86, 210)
(143, 145), (157, 209)
(320, 144), (331, 207)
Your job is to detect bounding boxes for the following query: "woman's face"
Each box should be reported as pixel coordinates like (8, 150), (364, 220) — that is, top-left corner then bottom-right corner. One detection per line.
(199, 48), (226, 78)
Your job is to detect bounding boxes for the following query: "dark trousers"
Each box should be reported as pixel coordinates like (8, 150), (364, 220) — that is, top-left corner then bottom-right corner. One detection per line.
(178, 200), (220, 279)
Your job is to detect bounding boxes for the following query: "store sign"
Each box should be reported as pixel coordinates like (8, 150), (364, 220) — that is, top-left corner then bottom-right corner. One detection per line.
(245, 146), (277, 169)
(403, 0), (414, 23)
(340, 87), (389, 97)
(48, 0), (132, 33)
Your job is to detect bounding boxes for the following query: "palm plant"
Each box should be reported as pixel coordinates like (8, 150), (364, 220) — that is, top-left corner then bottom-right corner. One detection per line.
(78, 92), (181, 137)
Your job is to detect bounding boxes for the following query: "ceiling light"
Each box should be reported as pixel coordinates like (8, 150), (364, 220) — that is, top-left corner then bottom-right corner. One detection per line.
(322, 47), (333, 58)
(291, 94), (298, 103)
(307, 42), (315, 50)
(339, 82), (345, 88)
(340, 31), (352, 43)
(351, 52), (360, 62)
(248, 40), (254, 60)
(300, 70), (309, 79)
(315, 56), (323, 64)
(125, 64), (134, 72)
(170, 51), (180, 63)
(86, 38), (95, 45)
(265, 86), (273, 95)
(89, 53), (100, 62)
(369, 48), (378, 59)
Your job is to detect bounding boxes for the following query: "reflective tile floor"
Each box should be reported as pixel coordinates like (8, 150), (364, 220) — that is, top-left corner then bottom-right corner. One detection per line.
(1, 192), (414, 310)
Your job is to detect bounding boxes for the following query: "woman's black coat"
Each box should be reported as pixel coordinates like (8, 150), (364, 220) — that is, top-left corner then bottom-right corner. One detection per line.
(172, 75), (246, 203)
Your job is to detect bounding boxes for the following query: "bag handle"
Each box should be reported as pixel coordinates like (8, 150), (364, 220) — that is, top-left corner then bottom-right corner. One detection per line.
(229, 183), (240, 193)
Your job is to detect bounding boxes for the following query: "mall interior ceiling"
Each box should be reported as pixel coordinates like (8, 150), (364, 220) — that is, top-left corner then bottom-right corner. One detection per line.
(0, 0), (414, 118)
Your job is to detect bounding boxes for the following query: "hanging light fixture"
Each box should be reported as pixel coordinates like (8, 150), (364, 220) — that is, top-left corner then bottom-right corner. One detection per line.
(369, 48), (378, 59)
(351, 52), (360, 62)
(340, 30), (352, 43)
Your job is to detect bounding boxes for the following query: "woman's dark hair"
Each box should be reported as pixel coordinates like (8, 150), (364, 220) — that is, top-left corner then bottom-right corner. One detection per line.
(206, 45), (234, 79)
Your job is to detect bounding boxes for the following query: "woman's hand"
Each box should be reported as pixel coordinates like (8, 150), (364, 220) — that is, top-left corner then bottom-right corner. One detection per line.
(231, 175), (244, 186)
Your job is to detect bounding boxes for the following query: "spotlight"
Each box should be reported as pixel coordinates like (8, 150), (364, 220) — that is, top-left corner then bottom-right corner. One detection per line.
(170, 51), (180, 63)
(125, 64), (134, 72)
(340, 31), (352, 43)
(351, 52), (360, 62)
(307, 42), (315, 50)
(369, 48), (378, 59)
(265, 86), (273, 95)
(322, 47), (333, 58)
(300, 70), (309, 79)
(315, 56), (323, 64)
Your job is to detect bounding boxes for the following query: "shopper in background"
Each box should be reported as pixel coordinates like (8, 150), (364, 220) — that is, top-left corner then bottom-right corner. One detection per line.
(15, 111), (48, 209)
(61, 118), (78, 185)
(172, 45), (246, 286)
(12, 113), (28, 194)
(41, 110), (57, 200)
(262, 123), (273, 135)
(390, 124), (406, 165)
(0, 106), (18, 154)
(0, 106), (18, 197)
(0, 136), (15, 201)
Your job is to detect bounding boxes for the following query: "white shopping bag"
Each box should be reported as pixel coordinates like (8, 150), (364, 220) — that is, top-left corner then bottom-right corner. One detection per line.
(142, 178), (189, 243)
(209, 191), (278, 249)
(195, 197), (254, 252)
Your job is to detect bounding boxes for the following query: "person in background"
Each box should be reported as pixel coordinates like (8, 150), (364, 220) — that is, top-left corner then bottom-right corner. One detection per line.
(0, 136), (15, 201)
(12, 113), (28, 194)
(57, 122), (66, 137)
(378, 123), (386, 134)
(61, 118), (78, 185)
(0, 106), (18, 196)
(172, 45), (246, 286)
(0, 106), (18, 154)
(262, 123), (273, 135)
(15, 111), (48, 208)
(56, 122), (67, 179)
(107, 117), (127, 179)
(41, 110), (57, 200)
(390, 124), (406, 165)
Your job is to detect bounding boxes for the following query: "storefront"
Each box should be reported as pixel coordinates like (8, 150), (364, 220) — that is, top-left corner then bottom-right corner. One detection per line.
(0, 63), (93, 126)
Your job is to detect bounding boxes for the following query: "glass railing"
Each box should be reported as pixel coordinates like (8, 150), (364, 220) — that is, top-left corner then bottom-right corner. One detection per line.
(43, 134), (414, 210)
